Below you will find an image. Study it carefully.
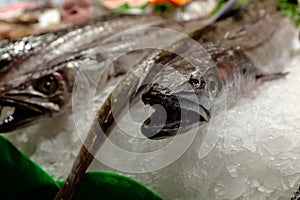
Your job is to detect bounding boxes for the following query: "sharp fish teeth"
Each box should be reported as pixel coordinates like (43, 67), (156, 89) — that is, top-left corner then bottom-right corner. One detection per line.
(0, 106), (15, 125)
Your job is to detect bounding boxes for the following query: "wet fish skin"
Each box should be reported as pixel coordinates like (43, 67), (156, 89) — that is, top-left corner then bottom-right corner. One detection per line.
(141, 13), (296, 139)
(87, 0), (286, 139)
(0, 14), (160, 82)
(0, 57), (79, 132)
(0, 14), (165, 133)
(0, 13), (120, 75)
(54, 2), (287, 199)
(54, 7), (238, 199)
(0, 5), (241, 134)
(0, 31), (61, 75)
(0, 14), (163, 86)
(0, 12), (215, 133)
(0, 0), (243, 134)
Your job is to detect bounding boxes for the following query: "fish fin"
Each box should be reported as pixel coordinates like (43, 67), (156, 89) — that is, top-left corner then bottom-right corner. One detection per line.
(256, 72), (289, 84)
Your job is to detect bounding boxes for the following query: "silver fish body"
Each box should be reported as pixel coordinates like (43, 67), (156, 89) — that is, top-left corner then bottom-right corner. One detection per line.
(0, 31), (62, 75)
(141, 13), (296, 139)
(0, 13), (212, 133)
(54, 1), (296, 199)
(90, 1), (294, 139)
(0, 14), (163, 86)
(0, 14), (165, 133)
(0, 0), (241, 133)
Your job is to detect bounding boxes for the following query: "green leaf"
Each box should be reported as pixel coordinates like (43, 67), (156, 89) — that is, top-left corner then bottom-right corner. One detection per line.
(113, 3), (131, 13)
(278, 0), (300, 27)
(154, 3), (175, 14)
(73, 172), (163, 200)
(0, 135), (59, 199)
(112, 3), (148, 14)
(212, 0), (228, 15)
(0, 136), (162, 199)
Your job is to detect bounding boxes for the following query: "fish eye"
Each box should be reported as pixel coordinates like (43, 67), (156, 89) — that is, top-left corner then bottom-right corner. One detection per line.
(207, 74), (219, 97)
(35, 75), (59, 95)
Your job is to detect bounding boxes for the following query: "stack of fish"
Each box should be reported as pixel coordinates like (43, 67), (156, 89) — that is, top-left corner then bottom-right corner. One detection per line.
(0, 0), (295, 136)
(0, 0), (233, 134)
(0, 0), (297, 199)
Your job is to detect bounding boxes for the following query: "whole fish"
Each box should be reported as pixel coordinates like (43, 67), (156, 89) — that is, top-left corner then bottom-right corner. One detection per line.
(0, 12), (221, 133)
(0, 0), (239, 134)
(0, 14), (163, 86)
(0, 14), (165, 133)
(54, 1), (296, 199)
(92, 0), (294, 139)
(141, 13), (295, 139)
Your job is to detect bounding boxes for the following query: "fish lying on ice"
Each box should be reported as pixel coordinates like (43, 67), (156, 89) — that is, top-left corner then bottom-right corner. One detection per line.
(0, 10), (225, 133)
(55, 1), (296, 199)
(0, 0), (238, 134)
(91, 0), (296, 139)
(0, 14), (165, 133)
(141, 13), (296, 139)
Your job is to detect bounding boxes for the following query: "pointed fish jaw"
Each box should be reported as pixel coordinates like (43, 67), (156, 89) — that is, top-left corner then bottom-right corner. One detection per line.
(0, 68), (74, 133)
(0, 86), (68, 133)
(0, 86), (66, 133)
(141, 87), (210, 140)
(0, 106), (15, 126)
(0, 99), (45, 133)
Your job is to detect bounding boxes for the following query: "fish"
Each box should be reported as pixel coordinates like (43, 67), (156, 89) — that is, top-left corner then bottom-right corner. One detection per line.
(88, 0), (257, 137)
(0, 11), (222, 133)
(0, 31), (64, 76)
(0, 0), (240, 134)
(54, 1), (295, 199)
(90, 0), (294, 139)
(141, 13), (296, 139)
(0, 14), (165, 133)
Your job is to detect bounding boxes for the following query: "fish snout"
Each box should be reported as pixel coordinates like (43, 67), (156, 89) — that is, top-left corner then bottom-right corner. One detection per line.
(141, 86), (210, 140)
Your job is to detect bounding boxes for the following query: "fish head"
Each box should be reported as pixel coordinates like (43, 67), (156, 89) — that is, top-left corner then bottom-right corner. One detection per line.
(141, 59), (224, 140)
(0, 63), (76, 133)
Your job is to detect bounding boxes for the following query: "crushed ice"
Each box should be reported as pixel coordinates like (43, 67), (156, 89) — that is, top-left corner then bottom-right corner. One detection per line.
(4, 37), (300, 200)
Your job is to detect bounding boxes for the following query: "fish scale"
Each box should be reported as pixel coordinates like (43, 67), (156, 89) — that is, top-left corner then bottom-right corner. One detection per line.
(0, 14), (163, 87)
(53, 1), (297, 199)
(0, 14), (167, 133)
(0, 0), (241, 134)
(140, 12), (295, 139)
(0, 31), (61, 74)
(0, 12), (220, 133)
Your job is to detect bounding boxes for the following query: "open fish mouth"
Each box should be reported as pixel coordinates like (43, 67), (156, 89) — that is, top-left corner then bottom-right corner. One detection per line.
(141, 92), (210, 140)
(0, 100), (44, 133)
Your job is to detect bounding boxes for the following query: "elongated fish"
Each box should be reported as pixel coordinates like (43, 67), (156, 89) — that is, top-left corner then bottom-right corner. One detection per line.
(0, 14), (165, 133)
(0, 12), (219, 133)
(54, 1), (296, 199)
(141, 13), (296, 139)
(0, 0), (239, 133)
(0, 9), (114, 74)
(92, 0), (295, 140)
(0, 31), (61, 74)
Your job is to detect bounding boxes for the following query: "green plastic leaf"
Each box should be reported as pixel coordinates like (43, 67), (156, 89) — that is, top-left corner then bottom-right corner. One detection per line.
(154, 3), (175, 14)
(0, 136), (162, 199)
(278, 0), (300, 27)
(73, 172), (163, 200)
(0, 135), (59, 199)
(112, 3), (148, 14)
(113, 3), (130, 13)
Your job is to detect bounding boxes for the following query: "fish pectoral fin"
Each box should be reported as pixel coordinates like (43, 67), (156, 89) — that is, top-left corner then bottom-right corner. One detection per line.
(256, 72), (289, 84)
